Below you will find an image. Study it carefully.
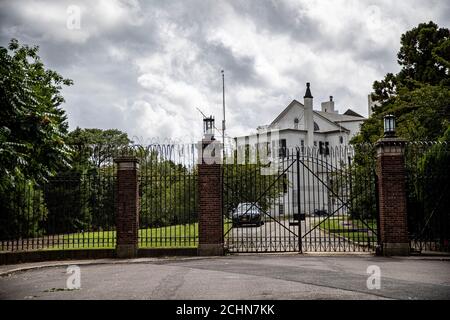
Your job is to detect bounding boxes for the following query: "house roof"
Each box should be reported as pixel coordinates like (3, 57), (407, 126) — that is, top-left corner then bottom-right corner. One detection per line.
(269, 99), (303, 127)
(315, 110), (365, 123)
(268, 99), (350, 133)
(343, 108), (364, 118)
(312, 111), (350, 133)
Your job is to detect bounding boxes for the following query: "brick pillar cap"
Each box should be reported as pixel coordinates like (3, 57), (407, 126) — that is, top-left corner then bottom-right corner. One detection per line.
(376, 137), (407, 156)
(375, 137), (407, 146)
(114, 156), (140, 164)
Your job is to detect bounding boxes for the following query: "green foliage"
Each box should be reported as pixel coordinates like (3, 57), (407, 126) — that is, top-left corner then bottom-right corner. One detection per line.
(328, 144), (377, 220)
(371, 21), (450, 107)
(43, 128), (130, 234)
(0, 39), (73, 188)
(140, 149), (198, 227)
(406, 129), (450, 246)
(0, 181), (47, 240)
(397, 21), (450, 87)
(354, 21), (450, 144)
(67, 127), (131, 172)
(0, 39), (73, 240)
(352, 22), (450, 246)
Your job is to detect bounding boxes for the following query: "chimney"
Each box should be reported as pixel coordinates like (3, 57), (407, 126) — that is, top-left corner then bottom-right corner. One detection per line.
(368, 94), (379, 117)
(303, 82), (314, 147)
(321, 95), (335, 113)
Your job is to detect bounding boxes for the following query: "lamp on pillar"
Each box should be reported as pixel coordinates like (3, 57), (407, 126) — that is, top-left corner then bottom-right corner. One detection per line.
(203, 116), (215, 140)
(383, 114), (396, 137)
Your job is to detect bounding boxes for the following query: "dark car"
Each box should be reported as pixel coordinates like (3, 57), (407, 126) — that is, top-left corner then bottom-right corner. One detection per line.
(313, 209), (328, 216)
(232, 203), (263, 227)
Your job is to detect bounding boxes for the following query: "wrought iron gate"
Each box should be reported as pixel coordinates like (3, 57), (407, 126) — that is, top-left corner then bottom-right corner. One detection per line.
(223, 144), (378, 253)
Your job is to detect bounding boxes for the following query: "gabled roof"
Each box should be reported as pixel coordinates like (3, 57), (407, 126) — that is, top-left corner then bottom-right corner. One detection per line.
(269, 99), (350, 133)
(315, 110), (365, 123)
(269, 99), (303, 127)
(343, 109), (364, 118)
(312, 111), (350, 133)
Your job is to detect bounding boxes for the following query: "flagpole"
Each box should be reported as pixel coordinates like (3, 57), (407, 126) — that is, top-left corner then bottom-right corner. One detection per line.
(221, 70), (226, 158)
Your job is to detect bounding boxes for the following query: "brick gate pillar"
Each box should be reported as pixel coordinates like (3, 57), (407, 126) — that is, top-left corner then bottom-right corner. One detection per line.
(114, 156), (139, 258)
(375, 138), (409, 256)
(197, 139), (224, 256)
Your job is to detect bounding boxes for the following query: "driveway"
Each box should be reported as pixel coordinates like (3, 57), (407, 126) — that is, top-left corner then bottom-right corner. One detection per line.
(225, 217), (365, 252)
(0, 255), (449, 300)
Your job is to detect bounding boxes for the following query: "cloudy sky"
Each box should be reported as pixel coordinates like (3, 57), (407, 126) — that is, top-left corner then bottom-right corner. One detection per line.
(0, 0), (448, 143)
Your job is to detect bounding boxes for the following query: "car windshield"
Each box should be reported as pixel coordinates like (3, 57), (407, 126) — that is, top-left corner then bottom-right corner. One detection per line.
(236, 203), (256, 212)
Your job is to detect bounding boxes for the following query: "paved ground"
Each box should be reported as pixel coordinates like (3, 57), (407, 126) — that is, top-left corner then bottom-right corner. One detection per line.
(1, 254), (449, 300)
(226, 217), (367, 252)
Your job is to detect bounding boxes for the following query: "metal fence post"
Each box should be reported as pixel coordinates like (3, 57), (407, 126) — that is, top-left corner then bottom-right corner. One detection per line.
(375, 138), (409, 256)
(296, 149), (303, 253)
(114, 156), (140, 258)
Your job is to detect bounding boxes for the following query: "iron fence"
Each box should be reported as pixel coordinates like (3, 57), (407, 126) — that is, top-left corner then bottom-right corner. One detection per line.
(136, 144), (199, 248)
(405, 141), (450, 253)
(0, 171), (116, 251)
(223, 144), (378, 253)
(2, 139), (448, 255)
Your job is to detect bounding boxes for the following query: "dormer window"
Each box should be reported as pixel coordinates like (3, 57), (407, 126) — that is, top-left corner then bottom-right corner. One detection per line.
(314, 122), (320, 131)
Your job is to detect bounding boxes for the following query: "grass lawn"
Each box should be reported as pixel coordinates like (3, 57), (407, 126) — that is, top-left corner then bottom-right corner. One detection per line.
(25, 220), (234, 250)
(316, 217), (378, 244)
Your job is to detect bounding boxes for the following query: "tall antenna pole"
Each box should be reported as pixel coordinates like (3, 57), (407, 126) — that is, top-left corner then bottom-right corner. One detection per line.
(221, 70), (226, 157)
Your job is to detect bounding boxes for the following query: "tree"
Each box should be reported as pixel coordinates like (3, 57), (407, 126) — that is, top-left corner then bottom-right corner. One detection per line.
(139, 148), (198, 228)
(353, 85), (450, 144)
(0, 39), (73, 240)
(371, 21), (450, 107)
(0, 39), (73, 188)
(353, 21), (450, 144)
(352, 22), (450, 249)
(67, 128), (131, 171)
(44, 128), (131, 233)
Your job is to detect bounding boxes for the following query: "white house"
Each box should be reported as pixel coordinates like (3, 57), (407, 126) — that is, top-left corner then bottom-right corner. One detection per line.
(232, 83), (367, 217)
(234, 82), (365, 151)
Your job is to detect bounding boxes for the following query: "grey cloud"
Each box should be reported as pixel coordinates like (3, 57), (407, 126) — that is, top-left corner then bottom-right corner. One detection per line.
(1, 0), (449, 140)
(197, 41), (259, 86)
(228, 0), (319, 42)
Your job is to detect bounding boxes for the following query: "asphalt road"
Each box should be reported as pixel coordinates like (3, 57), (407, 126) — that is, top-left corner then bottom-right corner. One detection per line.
(1, 255), (449, 300)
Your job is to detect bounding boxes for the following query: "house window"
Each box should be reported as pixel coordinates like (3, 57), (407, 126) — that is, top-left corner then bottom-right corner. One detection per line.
(319, 141), (330, 155)
(300, 139), (305, 153)
(266, 142), (271, 157)
(339, 136), (344, 144)
(314, 122), (320, 131)
(279, 204), (285, 215)
(278, 139), (287, 157)
(282, 173), (288, 194)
